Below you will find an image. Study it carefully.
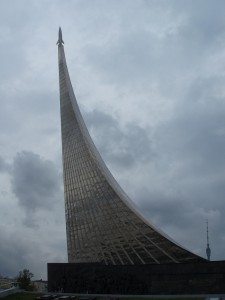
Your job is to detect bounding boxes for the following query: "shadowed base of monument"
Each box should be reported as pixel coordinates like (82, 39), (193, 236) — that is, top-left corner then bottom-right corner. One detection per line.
(48, 261), (225, 295)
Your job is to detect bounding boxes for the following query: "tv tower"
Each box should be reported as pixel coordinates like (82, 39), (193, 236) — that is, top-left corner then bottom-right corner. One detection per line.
(206, 220), (211, 261)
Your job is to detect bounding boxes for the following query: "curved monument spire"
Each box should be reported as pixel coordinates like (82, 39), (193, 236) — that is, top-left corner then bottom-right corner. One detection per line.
(57, 28), (204, 265)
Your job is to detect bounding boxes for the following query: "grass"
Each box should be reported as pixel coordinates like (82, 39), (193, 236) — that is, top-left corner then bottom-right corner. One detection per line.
(3, 292), (41, 300)
(122, 298), (205, 300)
(2, 293), (205, 300)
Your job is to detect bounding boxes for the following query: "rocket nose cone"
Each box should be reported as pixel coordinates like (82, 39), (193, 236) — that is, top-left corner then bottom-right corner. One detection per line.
(59, 27), (63, 38)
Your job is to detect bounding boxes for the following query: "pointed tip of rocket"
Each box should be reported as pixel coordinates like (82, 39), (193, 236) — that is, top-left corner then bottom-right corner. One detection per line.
(57, 26), (64, 45)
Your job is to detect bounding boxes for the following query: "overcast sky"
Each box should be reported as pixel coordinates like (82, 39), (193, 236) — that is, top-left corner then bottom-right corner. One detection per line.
(0, 0), (225, 280)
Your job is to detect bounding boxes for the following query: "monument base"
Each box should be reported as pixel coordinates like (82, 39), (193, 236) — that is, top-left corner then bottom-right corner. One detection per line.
(48, 261), (225, 295)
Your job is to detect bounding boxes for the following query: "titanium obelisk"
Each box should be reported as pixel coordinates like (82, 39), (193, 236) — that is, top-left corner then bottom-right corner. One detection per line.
(57, 28), (204, 265)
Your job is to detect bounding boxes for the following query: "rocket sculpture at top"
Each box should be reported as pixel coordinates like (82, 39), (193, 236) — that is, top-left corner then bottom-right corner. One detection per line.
(57, 27), (64, 45)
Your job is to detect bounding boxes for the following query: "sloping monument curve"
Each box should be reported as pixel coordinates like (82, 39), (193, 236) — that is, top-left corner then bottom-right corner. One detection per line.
(57, 27), (204, 265)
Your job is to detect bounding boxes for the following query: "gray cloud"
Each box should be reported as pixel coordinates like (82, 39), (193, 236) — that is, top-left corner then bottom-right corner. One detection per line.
(0, 230), (37, 278)
(130, 73), (225, 259)
(11, 151), (62, 227)
(85, 109), (153, 169)
(0, 0), (225, 278)
(0, 156), (11, 173)
(0, 151), (65, 278)
(0, 219), (66, 279)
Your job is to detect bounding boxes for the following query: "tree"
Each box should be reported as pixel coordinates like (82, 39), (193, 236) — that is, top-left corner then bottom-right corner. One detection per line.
(16, 269), (34, 290)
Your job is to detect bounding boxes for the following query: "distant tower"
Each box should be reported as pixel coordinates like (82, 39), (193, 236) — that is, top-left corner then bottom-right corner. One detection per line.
(206, 220), (211, 261)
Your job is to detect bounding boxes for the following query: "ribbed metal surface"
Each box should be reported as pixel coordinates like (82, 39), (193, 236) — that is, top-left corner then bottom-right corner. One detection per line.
(58, 43), (204, 265)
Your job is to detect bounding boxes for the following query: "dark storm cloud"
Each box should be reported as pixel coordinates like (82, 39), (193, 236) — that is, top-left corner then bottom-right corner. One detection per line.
(172, 0), (225, 44)
(0, 230), (33, 277)
(0, 156), (11, 173)
(83, 0), (225, 98)
(0, 223), (66, 278)
(0, 151), (65, 278)
(0, 149), (65, 277)
(155, 76), (225, 179)
(132, 73), (225, 259)
(139, 186), (225, 260)
(11, 151), (61, 214)
(85, 109), (153, 169)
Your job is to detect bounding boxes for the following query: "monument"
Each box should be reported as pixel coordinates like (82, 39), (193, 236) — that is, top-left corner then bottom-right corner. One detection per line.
(48, 28), (225, 294)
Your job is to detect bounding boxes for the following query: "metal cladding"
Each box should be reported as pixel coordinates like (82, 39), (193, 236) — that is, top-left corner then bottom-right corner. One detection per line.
(57, 30), (205, 265)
